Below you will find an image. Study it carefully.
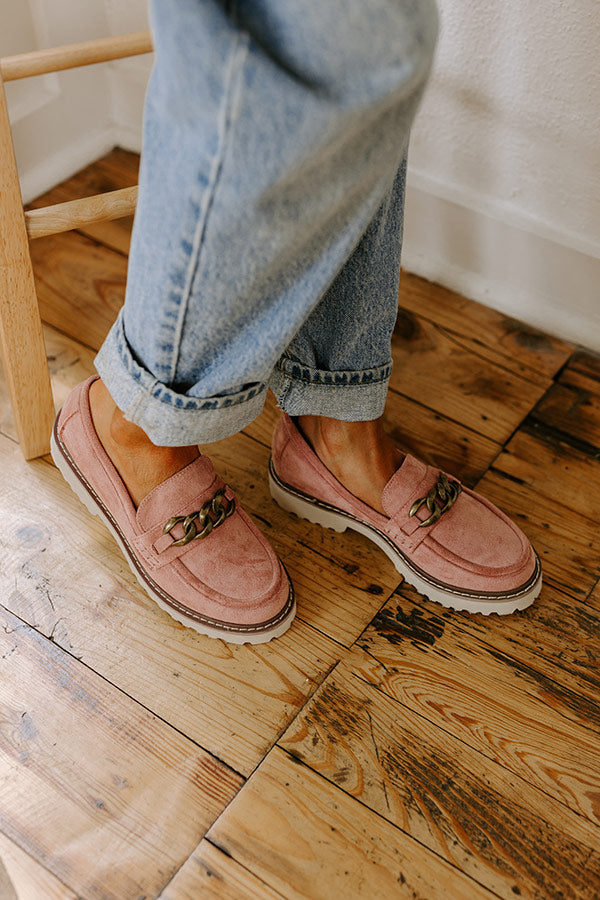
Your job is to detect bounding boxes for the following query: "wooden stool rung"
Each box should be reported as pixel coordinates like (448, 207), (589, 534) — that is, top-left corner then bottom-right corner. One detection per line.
(25, 187), (139, 240)
(0, 31), (153, 82)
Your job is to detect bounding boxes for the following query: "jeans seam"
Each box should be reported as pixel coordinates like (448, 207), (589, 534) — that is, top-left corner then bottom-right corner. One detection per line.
(167, 29), (249, 384)
(274, 364), (392, 387)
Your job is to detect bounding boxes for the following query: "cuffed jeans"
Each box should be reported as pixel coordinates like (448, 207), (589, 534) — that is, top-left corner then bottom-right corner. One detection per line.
(95, 0), (438, 445)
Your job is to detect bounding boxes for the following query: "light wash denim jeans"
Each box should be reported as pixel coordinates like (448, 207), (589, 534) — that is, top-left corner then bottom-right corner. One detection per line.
(95, 0), (438, 445)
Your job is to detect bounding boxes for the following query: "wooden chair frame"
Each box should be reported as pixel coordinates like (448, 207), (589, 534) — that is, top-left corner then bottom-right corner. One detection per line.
(0, 31), (152, 459)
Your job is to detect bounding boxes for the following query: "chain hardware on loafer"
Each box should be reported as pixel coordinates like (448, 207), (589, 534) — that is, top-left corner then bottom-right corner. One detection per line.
(163, 489), (235, 546)
(409, 473), (462, 528)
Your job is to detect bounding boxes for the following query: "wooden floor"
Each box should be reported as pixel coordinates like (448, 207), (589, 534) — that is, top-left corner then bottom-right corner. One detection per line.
(1, 149), (600, 900)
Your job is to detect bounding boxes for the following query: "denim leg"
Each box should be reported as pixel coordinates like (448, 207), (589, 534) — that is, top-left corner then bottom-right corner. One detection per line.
(270, 158), (407, 420)
(95, 0), (438, 445)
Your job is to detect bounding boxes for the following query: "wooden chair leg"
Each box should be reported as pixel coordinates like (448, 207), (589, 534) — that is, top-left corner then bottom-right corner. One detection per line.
(0, 74), (54, 459)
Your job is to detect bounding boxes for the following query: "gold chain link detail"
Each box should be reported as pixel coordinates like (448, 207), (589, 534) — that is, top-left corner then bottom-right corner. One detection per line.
(408, 473), (462, 528)
(162, 488), (235, 546)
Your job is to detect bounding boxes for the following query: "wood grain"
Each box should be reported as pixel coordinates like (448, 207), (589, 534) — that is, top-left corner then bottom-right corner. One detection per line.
(0, 605), (242, 900)
(390, 309), (550, 443)
(0, 72), (54, 458)
(0, 322), (97, 441)
(398, 270), (573, 379)
(208, 746), (496, 900)
(279, 663), (600, 900)
(0, 831), (77, 900)
(31, 230), (127, 350)
(353, 587), (600, 823)
(492, 429), (599, 521)
(158, 840), (286, 900)
(526, 379), (600, 452)
(25, 186), (138, 240)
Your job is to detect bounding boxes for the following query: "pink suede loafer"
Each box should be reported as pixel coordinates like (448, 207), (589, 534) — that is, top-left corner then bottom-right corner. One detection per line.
(51, 377), (295, 643)
(269, 414), (541, 615)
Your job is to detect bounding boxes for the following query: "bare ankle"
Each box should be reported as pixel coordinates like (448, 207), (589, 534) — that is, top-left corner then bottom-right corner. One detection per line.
(88, 378), (200, 506)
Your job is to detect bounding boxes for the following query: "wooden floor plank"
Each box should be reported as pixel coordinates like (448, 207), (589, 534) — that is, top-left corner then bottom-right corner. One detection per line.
(559, 348), (600, 386)
(353, 586), (600, 824)
(398, 271), (573, 379)
(207, 745), (495, 900)
(526, 378), (600, 452)
(278, 663), (600, 900)
(0, 433), (341, 777)
(157, 840), (286, 900)
(364, 581), (600, 720)
(31, 230), (126, 351)
(390, 310), (550, 444)
(492, 429), (599, 521)
(0, 831), (78, 900)
(0, 606), (242, 900)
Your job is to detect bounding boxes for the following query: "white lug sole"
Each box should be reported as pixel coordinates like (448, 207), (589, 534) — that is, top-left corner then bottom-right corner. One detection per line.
(268, 461), (542, 616)
(50, 426), (296, 644)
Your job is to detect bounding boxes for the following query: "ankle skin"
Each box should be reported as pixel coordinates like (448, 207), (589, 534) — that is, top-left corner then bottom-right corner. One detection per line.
(296, 415), (402, 515)
(88, 378), (199, 506)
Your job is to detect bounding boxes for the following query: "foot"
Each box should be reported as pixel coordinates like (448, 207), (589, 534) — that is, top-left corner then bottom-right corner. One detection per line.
(52, 377), (295, 642)
(296, 415), (402, 515)
(89, 378), (200, 507)
(270, 413), (542, 615)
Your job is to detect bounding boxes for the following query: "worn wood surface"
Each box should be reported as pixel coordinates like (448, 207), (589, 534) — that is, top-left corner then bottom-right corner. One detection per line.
(0, 604), (242, 900)
(157, 840), (286, 900)
(278, 664), (600, 900)
(0, 831), (78, 900)
(207, 746), (496, 900)
(0, 150), (599, 899)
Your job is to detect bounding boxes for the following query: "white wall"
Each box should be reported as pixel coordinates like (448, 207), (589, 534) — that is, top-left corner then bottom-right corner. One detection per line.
(404, 0), (600, 349)
(4, 1), (599, 350)
(2, 0), (116, 202)
(2, 0), (150, 203)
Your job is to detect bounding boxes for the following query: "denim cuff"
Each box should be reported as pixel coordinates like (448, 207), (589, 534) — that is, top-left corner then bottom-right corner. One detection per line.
(94, 312), (267, 445)
(269, 357), (392, 420)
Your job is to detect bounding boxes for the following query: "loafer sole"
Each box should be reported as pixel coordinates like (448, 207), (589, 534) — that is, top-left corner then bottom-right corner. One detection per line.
(269, 458), (541, 616)
(51, 420), (296, 643)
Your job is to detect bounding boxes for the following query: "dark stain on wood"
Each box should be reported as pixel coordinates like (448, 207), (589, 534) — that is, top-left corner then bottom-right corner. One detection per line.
(394, 308), (421, 341)
(565, 349), (600, 384)
(378, 735), (600, 899)
(523, 416), (600, 460)
(291, 672), (600, 898)
(484, 644), (600, 731)
(501, 319), (556, 353)
(526, 381), (600, 455)
(299, 680), (372, 745)
(368, 604), (445, 649)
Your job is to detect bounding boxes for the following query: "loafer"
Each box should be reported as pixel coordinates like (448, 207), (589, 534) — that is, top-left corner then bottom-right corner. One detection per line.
(269, 414), (541, 615)
(51, 377), (295, 643)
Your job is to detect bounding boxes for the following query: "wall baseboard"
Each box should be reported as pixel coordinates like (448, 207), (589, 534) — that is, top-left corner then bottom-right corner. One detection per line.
(403, 177), (600, 353)
(20, 126), (117, 205)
